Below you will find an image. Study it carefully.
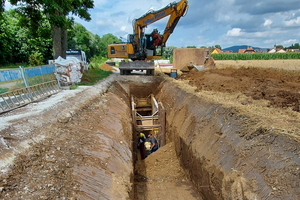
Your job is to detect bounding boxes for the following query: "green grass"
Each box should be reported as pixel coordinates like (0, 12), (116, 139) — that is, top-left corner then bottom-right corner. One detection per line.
(0, 87), (9, 94)
(70, 85), (78, 90)
(0, 63), (30, 70)
(78, 67), (112, 85)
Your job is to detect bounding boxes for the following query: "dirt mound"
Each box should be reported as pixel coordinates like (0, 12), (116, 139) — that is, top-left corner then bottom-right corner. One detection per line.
(180, 68), (300, 111)
(100, 63), (117, 71)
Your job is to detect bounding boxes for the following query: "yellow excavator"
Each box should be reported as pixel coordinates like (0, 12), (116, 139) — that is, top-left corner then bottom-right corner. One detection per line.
(108, 0), (188, 75)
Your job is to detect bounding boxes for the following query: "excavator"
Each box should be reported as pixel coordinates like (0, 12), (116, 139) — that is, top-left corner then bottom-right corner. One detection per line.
(108, 0), (188, 75)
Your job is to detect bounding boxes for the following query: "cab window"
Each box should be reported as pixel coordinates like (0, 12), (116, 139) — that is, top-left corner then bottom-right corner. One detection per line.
(111, 47), (115, 54)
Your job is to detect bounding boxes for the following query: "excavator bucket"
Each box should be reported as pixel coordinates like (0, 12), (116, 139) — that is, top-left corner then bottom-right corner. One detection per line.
(119, 60), (155, 75)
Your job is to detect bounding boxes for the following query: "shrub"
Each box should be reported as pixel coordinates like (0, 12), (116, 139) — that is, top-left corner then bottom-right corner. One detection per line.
(29, 52), (44, 66)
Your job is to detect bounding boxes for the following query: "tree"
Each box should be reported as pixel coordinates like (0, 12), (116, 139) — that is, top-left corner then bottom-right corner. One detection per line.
(276, 45), (284, 49)
(0, 12), (13, 64)
(215, 44), (221, 50)
(187, 45), (196, 48)
(163, 46), (177, 59)
(98, 34), (121, 58)
(0, 9), (52, 65)
(200, 46), (207, 48)
(9, 0), (94, 59)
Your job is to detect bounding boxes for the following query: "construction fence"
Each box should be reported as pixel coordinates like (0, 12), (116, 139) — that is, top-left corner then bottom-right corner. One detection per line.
(0, 64), (60, 113)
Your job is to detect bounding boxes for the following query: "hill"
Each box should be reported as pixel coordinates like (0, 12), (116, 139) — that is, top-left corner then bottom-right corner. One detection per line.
(222, 45), (261, 53)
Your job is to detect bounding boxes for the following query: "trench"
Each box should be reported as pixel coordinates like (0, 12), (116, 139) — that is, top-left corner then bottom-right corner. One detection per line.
(1, 76), (299, 199)
(109, 77), (299, 200)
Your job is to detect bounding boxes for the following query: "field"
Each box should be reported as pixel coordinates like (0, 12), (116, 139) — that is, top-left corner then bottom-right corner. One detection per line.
(215, 59), (300, 71)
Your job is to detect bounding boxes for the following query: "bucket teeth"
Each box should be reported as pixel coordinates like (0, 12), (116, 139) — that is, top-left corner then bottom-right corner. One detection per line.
(119, 60), (154, 69)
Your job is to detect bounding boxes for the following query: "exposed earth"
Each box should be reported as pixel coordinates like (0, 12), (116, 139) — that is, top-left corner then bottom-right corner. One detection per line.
(180, 68), (300, 112)
(0, 65), (299, 199)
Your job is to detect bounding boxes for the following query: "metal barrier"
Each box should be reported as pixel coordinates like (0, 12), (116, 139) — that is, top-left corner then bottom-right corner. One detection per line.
(0, 80), (60, 114)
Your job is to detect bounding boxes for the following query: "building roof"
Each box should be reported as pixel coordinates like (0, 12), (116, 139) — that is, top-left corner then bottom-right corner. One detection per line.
(212, 48), (223, 53)
(238, 49), (246, 53)
(286, 49), (299, 52)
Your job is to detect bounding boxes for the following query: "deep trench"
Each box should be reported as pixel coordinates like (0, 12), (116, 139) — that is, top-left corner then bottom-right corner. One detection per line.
(109, 76), (299, 200)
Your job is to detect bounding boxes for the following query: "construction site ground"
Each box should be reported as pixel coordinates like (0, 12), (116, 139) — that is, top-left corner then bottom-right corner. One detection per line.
(0, 60), (300, 199)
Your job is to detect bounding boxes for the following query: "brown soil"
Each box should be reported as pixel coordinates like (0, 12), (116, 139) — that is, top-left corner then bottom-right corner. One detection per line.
(180, 68), (300, 111)
(100, 63), (117, 71)
(0, 82), (133, 199)
(134, 142), (202, 199)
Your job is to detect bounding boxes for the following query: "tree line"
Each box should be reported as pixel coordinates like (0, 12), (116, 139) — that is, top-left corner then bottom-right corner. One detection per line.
(0, 9), (120, 66)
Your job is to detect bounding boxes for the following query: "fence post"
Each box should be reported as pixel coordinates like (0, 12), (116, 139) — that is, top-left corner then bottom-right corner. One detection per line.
(19, 66), (33, 100)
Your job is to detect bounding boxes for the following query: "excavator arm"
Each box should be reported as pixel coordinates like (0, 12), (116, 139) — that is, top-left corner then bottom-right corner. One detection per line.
(133, 0), (188, 51)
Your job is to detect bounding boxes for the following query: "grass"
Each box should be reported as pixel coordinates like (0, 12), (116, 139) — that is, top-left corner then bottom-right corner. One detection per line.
(0, 63), (30, 70)
(78, 67), (112, 85)
(70, 85), (78, 90)
(0, 87), (9, 94)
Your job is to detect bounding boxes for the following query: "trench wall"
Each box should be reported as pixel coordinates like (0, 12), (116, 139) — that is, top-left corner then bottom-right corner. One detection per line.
(155, 81), (300, 200)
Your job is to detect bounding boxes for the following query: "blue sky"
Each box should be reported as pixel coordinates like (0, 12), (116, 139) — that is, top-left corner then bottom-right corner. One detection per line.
(5, 0), (300, 49)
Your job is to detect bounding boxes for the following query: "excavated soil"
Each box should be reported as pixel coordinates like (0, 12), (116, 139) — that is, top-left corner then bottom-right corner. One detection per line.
(134, 142), (202, 199)
(100, 63), (117, 71)
(180, 68), (300, 111)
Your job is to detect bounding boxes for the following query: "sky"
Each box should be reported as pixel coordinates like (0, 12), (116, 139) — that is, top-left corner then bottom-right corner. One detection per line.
(5, 0), (300, 49)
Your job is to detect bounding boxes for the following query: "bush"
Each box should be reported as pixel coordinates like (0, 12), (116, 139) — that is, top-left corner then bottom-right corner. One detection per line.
(29, 52), (44, 66)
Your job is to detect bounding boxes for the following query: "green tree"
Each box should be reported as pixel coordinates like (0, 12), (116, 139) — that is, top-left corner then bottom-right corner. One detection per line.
(187, 45), (196, 48)
(276, 45), (284, 49)
(99, 33), (121, 58)
(9, 0), (94, 59)
(0, 12), (13, 64)
(200, 46), (207, 48)
(215, 44), (221, 50)
(163, 46), (177, 59)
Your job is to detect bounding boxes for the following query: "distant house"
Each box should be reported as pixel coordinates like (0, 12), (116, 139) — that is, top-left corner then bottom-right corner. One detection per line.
(238, 47), (255, 53)
(277, 49), (286, 53)
(254, 48), (268, 53)
(268, 48), (276, 53)
(286, 49), (299, 52)
(211, 48), (223, 54)
(223, 50), (233, 53)
(244, 46), (256, 53)
(238, 49), (246, 53)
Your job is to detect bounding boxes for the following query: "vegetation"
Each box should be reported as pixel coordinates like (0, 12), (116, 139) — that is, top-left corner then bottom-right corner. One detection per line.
(8, 0), (94, 59)
(212, 52), (300, 60)
(0, 9), (120, 67)
(0, 87), (9, 94)
(79, 68), (112, 85)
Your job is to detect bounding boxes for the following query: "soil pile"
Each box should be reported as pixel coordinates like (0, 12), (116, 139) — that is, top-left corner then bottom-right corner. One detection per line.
(100, 63), (117, 71)
(134, 142), (202, 199)
(180, 68), (300, 111)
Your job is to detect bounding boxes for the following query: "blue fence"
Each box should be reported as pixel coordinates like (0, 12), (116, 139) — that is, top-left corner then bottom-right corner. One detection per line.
(0, 64), (55, 83)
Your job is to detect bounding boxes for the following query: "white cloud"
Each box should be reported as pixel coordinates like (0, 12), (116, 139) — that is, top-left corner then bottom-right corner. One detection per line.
(120, 26), (126, 31)
(264, 39), (274, 44)
(264, 19), (273, 26)
(227, 28), (242, 36)
(283, 39), (297, 45)
(285, 17), (300, 26)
